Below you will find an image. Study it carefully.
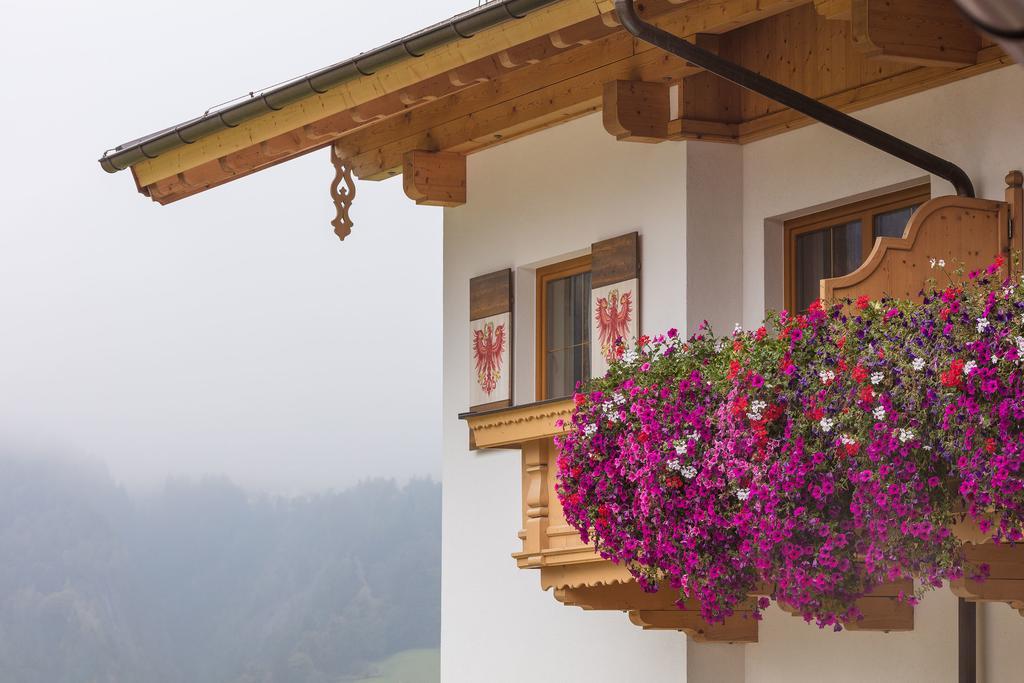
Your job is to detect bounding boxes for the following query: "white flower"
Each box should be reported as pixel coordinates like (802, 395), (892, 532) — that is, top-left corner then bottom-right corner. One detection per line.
(746, 400), (768, 421)
(690, 432), (701, 443)
(733, 323), (744, 335)
(583, 423), (598, 437)
(666, 458), (682, 472)
(819, 370), (836, 384)
(621, 350), (639, 364)
(977, 317), (990, 333)
(819, 417), (834, 433)
(940, 259), (946, 268)
(930, 258), (946, 269)
(873, 405), (887, 421)
(870, 372), (884, 385)
(898, 428), (916, 443)
(964, 360), (978, 376)
(912, 358), (925, 371)
(673, 440), (688, 455)
(680, 466), (698, 480)
(714, 340), (725, 353)
(992, 355), (1000, 365)
(930, 258), (937, 269)
(840, 434), (857, 446)
(736, 488), (751, 501)
(613, 393), (627, 406)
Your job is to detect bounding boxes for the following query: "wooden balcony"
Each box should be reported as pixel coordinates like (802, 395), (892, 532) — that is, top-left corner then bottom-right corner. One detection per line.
(463, 172), (1024, 638)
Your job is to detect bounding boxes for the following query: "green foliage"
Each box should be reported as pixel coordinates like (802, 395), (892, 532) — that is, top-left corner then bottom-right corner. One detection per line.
(0, 456), (441, 683)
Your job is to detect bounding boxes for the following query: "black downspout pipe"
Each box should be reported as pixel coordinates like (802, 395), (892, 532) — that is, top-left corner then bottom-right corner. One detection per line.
(613, 0), (976, 198)
(960, 599), (978, 683)
(614, 1), (979, 679)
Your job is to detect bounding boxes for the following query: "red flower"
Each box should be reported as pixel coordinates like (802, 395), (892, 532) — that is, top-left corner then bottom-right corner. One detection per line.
(941, 360), (965, 388)
(728, 360), (742, 380)
(574, 393), (586, 406)
(852, 365), (868, 384)
(859, 386), (874, 403)
(755, 326), (768, 341)
(855, 295), (870, 310)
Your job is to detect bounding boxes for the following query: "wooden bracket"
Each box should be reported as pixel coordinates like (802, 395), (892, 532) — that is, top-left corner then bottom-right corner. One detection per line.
(629, 609), (759, 643)
(848, 0), (980, 67)
(951, 542), (1024, 616)
(402, 150), (467, 207)
(602, 80), (671, 143)
(329, 146), (356, 241)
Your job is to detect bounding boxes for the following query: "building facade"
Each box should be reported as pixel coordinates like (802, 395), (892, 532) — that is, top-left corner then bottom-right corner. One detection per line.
(101, 1), (1024, 680)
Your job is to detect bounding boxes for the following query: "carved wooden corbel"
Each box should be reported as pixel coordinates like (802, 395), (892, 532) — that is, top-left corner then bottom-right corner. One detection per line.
(330, 145), (356, 241)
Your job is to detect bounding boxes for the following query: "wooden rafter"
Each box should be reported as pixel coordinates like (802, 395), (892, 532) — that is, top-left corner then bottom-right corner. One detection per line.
(140, 0), (811, 202)
(136, 0), (1009, 204)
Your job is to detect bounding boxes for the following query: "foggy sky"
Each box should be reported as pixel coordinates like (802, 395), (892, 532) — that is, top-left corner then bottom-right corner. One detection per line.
(0, 1), (469, 493)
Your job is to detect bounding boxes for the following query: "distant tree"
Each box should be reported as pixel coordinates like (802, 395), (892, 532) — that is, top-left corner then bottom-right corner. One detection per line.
(0, 453), (441, 683)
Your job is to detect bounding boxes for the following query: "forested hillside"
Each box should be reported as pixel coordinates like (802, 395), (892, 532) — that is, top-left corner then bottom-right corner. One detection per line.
(0, 456), (440, 683)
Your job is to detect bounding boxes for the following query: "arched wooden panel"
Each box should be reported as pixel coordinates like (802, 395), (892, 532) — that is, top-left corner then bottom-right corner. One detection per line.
(821, 196), (1010, 304)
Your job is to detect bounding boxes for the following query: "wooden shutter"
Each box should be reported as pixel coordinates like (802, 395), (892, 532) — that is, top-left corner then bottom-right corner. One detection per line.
(469, 269), (514, 412)
(591, 232), (640, 378)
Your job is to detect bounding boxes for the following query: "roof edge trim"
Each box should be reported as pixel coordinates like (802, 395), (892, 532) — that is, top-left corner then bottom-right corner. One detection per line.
(98, 0), (562, 174)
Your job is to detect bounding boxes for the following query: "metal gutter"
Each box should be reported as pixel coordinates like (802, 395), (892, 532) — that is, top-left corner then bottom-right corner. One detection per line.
(98, 0), (563, 174)
(613, 0), (977, 198)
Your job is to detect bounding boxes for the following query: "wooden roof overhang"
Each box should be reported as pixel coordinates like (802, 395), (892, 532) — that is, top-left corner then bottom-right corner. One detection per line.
(102, 0), (1012, 211)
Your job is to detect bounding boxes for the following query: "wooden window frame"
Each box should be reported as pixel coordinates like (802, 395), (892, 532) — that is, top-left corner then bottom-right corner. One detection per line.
(536, 255), (592, 401)
(784, 185), (931, 311)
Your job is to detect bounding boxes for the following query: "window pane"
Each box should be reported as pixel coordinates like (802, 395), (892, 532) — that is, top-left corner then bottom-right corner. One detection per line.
(794, 221), (862, 311)
(545, 270), (591, 399)
(873, 204), (919, 240)
(795, 229), (829, 312)
(830, 220), (862, 278)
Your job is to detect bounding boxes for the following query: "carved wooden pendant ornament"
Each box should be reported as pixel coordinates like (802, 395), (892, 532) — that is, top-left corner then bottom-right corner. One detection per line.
(330, 146), (356, 241)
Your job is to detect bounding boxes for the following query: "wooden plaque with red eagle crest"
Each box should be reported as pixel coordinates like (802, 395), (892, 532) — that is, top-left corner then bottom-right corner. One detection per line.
(469, 269), (513, 412)
(591, 232), (640, 378)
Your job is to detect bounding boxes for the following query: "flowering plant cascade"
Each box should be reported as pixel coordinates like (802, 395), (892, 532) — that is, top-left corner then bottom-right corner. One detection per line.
(555, 257), (1024, 629)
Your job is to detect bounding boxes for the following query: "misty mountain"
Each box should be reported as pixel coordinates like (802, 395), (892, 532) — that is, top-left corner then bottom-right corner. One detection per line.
(0, 456), (440, 683)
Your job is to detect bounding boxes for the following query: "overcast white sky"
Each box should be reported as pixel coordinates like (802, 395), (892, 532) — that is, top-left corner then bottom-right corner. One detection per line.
(0, 0), (471, 493)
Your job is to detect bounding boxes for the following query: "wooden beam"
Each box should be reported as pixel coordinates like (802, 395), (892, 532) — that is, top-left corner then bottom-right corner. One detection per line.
(131, 0), (608, 188)
(849, 0), (981, 68)
(402, 150), (467, 207)
(144, 15), (620, 204)
(347, 44), (693, 179)
(603, 80), (672, 142)
(735, 44), (1009, 142)
(628, 610), (759, 643)
(146, 0), (808, 200)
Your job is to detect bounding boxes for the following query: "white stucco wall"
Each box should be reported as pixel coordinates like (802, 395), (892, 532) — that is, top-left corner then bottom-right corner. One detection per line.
(442, 64), (1024, 683)
(442, 114), (697, 682)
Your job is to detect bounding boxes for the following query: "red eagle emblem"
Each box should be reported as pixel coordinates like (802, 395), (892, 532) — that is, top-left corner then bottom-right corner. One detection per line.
(473, 321), (507, 396)
(595, 289), (633, 361)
